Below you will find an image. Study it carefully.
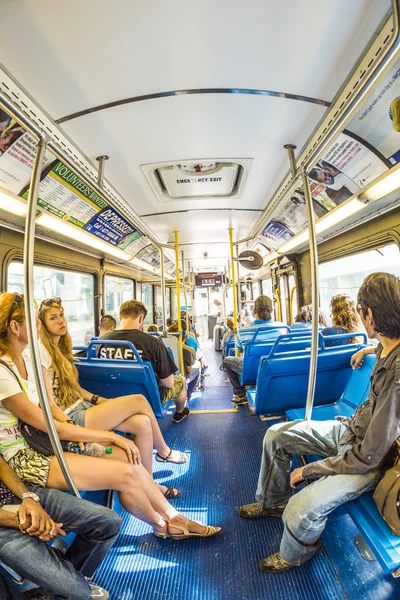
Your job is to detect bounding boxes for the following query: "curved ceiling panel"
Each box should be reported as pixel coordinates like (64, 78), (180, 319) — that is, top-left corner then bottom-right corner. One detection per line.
(0, 1), (390, 119)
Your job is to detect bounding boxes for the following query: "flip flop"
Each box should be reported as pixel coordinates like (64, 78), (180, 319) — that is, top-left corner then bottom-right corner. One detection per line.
(155, 449), (189, 464)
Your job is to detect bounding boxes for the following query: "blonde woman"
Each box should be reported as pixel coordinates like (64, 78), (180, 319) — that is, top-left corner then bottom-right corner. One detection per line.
(38, 298), (189, 499)
(321, 294), (363, 347)
(0, 292), (220, 540)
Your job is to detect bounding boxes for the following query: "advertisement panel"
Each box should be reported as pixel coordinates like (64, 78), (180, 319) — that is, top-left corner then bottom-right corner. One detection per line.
(347, 58), (400, 165)
(84, 207), (136, 245)
(259, 131), (388, 249)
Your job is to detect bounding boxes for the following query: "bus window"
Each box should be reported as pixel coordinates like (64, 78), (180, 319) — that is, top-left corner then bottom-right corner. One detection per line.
(319, 244), (400, 317)
(7, 262), (95, 346)
(104, 275), (134, 319)
(288, 274), (297, 323)
(251, 281), (259, 299)
(141, 284), (154, 324)
(261, 278), (272, 298)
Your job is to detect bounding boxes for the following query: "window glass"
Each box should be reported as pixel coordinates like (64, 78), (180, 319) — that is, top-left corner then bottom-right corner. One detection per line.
(261, 278), (272, 297)
(288, 274), (297, 323)
(141, 284), (154, 325)
(252, 281), (259, 299)
(7, 262), (95, 346)
(104, 275), (134, 319)
(318, 244), (400, 317)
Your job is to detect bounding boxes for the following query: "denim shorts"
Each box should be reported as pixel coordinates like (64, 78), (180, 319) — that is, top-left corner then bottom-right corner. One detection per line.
(66, 400), (93, 427)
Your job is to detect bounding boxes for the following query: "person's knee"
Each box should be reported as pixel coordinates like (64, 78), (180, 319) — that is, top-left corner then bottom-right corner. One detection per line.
(263, 423), (286, 451)
(133, 414), (152, 436)
(127, 393), (149, 407)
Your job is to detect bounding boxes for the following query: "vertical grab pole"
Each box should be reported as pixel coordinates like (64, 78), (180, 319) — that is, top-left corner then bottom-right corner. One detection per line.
(181, 251), (190, 334)
(160, 246), (167, 333)
(236, 244), (241, 321)
(228, 229), (239, 357)
(302, 170), (320, 420)
(223, 266), (227, 320)
(24, 137), (80, 497)
(173, 231), (185, 376)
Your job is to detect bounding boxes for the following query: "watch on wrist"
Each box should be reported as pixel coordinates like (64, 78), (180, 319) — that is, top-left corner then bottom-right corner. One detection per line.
(91, 394), (100, 405)
(21, 492), (40, 503)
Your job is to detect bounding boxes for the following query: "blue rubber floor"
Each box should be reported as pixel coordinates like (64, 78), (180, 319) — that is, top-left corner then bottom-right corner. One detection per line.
(90, 341), (400, 600)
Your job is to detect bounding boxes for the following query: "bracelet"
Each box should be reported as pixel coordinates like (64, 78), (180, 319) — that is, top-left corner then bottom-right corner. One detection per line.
(91, 394), (100, 405)
(66, 419), (77, 425)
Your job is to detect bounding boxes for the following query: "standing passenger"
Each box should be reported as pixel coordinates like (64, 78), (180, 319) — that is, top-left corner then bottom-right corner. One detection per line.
(238, 273), (400, 573)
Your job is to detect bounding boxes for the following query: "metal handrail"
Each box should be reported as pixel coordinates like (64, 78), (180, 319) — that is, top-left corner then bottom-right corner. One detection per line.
(23, 137), (80, 497)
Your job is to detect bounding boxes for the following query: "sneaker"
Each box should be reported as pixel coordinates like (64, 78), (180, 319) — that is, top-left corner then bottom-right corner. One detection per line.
(89, 583), (110, 599)
(172, 407), (190, 423)
(258, 552), (294, 573)
(238, 502), (285, 519)
(231, 394), (248, 406)
(193, 384), (205, 392)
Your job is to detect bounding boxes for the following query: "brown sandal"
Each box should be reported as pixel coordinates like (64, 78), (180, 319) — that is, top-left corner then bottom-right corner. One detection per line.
(162, 486), (180, 499)
(169, 519), (221, 540)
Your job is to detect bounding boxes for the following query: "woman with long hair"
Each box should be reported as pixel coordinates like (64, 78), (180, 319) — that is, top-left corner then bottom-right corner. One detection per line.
(321, 294), (363, 346)
(38, 298), (188, 499)
(0, 292), (220, 540)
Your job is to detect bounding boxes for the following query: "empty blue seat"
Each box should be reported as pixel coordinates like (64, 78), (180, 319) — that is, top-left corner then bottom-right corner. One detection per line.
(286, 353), (376, 421)
(76, 340), (169, 418)
(239, 332), (313, 386)
(246, 332), (367, 416)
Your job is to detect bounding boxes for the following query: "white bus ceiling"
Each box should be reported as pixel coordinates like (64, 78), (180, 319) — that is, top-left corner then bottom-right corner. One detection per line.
(0, 0), (396, 275)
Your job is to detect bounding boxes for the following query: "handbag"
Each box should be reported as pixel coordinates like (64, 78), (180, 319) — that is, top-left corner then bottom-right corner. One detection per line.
(0, 359), (68, 457)
(373, 439), (400, 536)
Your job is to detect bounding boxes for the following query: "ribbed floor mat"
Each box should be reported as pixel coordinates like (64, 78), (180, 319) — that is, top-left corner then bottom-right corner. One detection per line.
(93, 407), (347, 600)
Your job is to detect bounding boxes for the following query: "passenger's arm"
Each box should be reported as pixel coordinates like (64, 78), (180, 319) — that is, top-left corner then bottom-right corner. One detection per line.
(3, 392), (118, 446)
(350, 346), (376, 369)
(78, 385), (108, 404)
(303, 363), (400, 478)
(0, 458), (63, 539)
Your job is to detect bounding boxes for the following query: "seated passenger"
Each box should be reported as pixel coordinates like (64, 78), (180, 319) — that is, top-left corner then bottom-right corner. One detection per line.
(38, 299), (188, 499)
(0, 456), (120, 599)
(99, 300), (189, 424)
(168, 324), (201, 399)
(238, 272), (400, 573)
(291, 305), (327, 329)
(321, 294), (362, 346)
(0, 293), (220, 540)
(147, 324), (159, 333)
(220, 317), (235, 368)
(99, 314), (116, 336)
(224, 296), (285, 406)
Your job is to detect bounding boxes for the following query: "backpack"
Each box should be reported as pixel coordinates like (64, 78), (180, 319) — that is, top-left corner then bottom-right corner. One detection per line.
(373, 440), (400, 536)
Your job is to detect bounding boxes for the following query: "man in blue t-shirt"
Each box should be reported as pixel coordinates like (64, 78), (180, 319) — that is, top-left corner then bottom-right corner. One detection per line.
(223, 296), (285, 405)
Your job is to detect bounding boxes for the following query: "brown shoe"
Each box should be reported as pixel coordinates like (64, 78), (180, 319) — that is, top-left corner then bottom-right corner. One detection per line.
(259, 553), (294, 573)
(238, 503), (285, 519)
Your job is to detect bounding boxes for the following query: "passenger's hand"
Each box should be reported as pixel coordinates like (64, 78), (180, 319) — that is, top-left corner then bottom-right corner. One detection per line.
(290, 467), (305, 488)
(112, 434), (141, 465)
(18, 499), (65, 541)
(351, 349), (365, 370)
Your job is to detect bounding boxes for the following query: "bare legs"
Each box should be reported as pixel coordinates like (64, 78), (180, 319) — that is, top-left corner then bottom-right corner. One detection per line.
(173, 377), (187, 413)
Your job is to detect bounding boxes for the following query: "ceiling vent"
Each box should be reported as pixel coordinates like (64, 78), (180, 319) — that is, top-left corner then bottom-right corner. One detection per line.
(142, 158), (252, 202)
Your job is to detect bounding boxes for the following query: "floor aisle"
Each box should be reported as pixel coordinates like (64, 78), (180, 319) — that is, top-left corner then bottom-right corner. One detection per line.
(91, 341), (400, 600)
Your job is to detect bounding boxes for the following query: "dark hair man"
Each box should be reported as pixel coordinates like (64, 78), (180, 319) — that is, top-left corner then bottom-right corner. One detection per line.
(223, 296), (284, 405)
(99, 314), (117, 336)
(99, 300), (189, 423)
(238, 273), (400, 573)
(0, 456), (121, 599)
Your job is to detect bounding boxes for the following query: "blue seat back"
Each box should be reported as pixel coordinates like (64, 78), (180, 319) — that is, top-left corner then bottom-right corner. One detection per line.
(341, 353), (375, 409)
(240, 332), (313, 385)
(238, 324), (290, 346)
(75, 340), (169, 418)
(248, 332), (367, 416)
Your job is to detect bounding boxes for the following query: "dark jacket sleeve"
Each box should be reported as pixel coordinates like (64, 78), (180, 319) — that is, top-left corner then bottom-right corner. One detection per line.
(303, 357), (400, 478)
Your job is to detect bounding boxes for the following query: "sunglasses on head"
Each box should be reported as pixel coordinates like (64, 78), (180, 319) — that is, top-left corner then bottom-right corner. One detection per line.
(39, 297), (62, 311)
(7, 293), (23, 325)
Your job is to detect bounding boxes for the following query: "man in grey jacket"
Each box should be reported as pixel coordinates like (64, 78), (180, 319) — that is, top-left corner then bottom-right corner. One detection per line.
(239, 272), (400, 573)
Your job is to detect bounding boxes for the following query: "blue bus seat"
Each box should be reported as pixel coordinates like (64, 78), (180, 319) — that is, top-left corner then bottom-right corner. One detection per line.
(286, 353), (376, 421)
(237, 324), (290, 347)
(246, 332), (367, 416)
(239, 332), (313, 386)
(75, 340), (169, 418)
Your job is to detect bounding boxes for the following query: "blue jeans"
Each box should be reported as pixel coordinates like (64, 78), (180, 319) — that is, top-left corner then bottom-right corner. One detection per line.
(187, 367), (200, 401)
(0, 488), (122, 600)
(255, 419), (381, 565)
